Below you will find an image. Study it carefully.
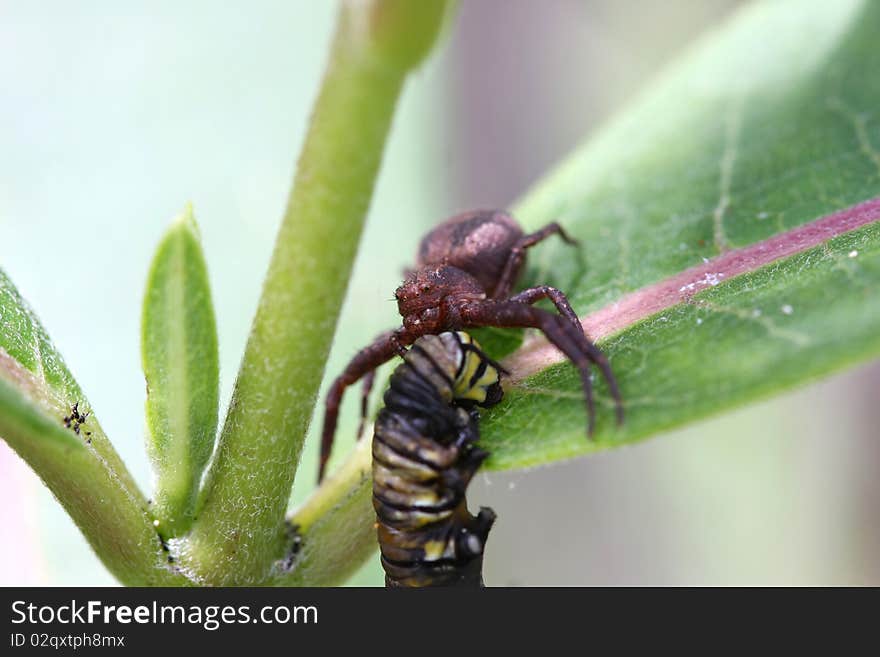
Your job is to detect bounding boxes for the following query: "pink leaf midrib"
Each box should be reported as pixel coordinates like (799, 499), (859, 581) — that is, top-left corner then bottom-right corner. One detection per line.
(505, 196), (880, 381)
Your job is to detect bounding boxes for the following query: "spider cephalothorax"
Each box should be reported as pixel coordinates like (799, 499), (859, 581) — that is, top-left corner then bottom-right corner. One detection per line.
(319, 209), (623, 481)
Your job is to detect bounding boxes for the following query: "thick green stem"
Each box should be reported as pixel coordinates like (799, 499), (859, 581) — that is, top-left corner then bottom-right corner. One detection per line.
(0, 378), (188, 586)
(184, 0), (454, 585)
(275, 439), (374, 586)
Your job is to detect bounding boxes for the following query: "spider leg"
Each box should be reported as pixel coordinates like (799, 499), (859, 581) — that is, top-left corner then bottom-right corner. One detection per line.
(501, 287), (620, 425)
(492, 222), (579, 299)
(459, 300), (623, 434)
(508, 285), (580, 328)
(563, 325), (624, 427)
(320, 329), (410, 482)
(355, 369), (377, 441)
(508, 285), (590, 413)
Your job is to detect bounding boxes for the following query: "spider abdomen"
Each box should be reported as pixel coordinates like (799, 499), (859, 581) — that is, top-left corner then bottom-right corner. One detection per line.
(417, 210), (525, 291)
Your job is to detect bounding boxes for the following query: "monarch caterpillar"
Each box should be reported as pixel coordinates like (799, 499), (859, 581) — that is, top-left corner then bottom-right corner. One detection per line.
(372, 331), (504, 587)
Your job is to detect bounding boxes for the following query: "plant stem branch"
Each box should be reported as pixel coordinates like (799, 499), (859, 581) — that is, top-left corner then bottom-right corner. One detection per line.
(0, 379), (188, 585)
(274, 439), (374, 586)
(185, 0), (454, 585)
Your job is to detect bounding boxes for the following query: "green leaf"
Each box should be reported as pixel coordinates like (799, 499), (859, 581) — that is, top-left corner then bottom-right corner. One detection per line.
(142, 205), (219, 538)
(0, 266), (129, 477)
(478, 0), (880, 467)
(0, 268), (84, 426)
(296, 0), (880, 583)
(0, 269), (187, 585)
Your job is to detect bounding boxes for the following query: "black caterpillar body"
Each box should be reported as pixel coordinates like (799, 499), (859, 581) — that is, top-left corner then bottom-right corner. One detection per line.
(372, 331), (504, 587)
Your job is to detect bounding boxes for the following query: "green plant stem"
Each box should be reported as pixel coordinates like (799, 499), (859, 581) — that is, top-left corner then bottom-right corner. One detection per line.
(275, 439), (374, 586)
(0, 379), (188, 585)
(184, 0), (454, 585)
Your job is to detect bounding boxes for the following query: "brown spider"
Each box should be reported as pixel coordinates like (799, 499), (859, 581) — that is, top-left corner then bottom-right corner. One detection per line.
(318, 209), (624, 481)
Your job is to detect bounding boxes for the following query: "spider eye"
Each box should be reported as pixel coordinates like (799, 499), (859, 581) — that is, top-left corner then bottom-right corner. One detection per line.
(421, 284), (431, 292)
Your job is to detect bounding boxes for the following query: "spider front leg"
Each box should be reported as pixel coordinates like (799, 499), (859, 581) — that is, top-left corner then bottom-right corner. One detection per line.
(320, 329), (408, 482)
(508, 285), (591, 406)
(459, 299), (623, 435)
(504, 289), (612, 403)
(508, 285), (581, 328)
(355, 369), (377, 441)
(491, 222), (579, 299)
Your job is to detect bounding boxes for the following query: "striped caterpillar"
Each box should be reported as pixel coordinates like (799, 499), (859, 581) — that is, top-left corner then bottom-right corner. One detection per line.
(372, 331), (504, 587)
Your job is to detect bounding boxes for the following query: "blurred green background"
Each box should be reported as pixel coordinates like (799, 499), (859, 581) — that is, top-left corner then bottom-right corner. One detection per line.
(1, 0), (877, 586)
